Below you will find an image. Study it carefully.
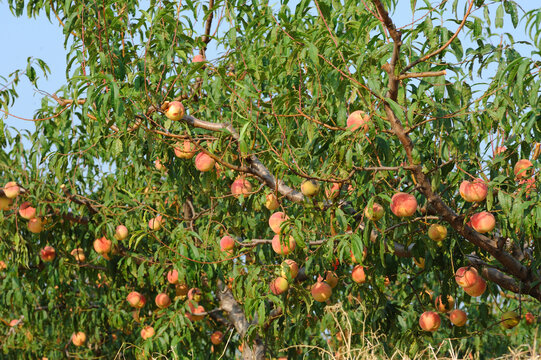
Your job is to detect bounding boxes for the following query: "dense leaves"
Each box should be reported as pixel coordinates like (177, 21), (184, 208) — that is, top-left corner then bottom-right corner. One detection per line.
(1, 0), (540, 359)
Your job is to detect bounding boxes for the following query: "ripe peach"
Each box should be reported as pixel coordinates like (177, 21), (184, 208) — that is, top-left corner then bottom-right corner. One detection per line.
(40, 246), (56, 262)
(167, 269), (179, 284)
(148, 215), (164, 231)
(390, 192), (417, 217)
(524, 312), (535, 325)
(93, 237), (112, 255)
(419, 311), (441, 332)
(155, 293), (171, 309)
(140, 326), (155, 340)
(127, 291), (146, 308)
(325, 182), (341, 199)
(3, 181), (20, 199)
(269, 212), (288, 233)
(231, 178), (252, 197)
(0, 260), (6, 270)
(301, 180), (320, 197)
(325, 271), (339, 288)
(494, 146), (507, 156)
(518, 178), (536, 195)
(264, 193), (279, 210)
(455, 267), (479, 288)
(463, 276), (487, 297)
(364, 202), (384, 221)
(280, 259), (299, 279)
(174, 140), (196, 159)
(9, 319), (20, 327)
(352, 266), (366, 284)
(193, 54), (206, 63)
(186, 303), (206, 321)
(28, 217), (44, 233)
(114, 225), (128, 240)
(165, 101), (185, 121)
(71, 332), (86, 346)
(428, 224), (447, 242)
(350, 248), (368, 263)
(434, 295), (454, 313)
(459, 178), (488, 202)
(220, 236), (235, 251)
(70, 248), (85, 262)
(211, 331), (224, 345)
(311, 281), (332, 302)
(270, 277), (289, 295)
(18, 202), (36, 220)
(501, 311), (520, 329)
(194, 152), (215, 172)
(346, 110), (370, 132)
(271, 234), (296, 255)
(449, 309), (467, 326)
(188, 288), (202, 302)
(514, 159), (533, 179)
(470, 212), (495, 233)
(0, 196), (12, 210)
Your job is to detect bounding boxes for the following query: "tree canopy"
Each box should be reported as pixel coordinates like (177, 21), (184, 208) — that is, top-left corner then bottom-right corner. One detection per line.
(1, 0), (540, 359)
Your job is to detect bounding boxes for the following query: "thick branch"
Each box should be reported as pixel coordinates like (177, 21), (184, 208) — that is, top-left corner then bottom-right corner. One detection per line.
(181, 114), (304, 203)
(216, 279), (265, 360)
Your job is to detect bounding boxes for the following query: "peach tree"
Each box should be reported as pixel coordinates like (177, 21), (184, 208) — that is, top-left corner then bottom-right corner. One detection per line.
(1, 0), (540, 358)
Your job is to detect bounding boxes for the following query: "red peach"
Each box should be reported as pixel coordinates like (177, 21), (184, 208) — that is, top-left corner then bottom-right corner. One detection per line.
(346, 110), (370, 132)
(186, 303), (206, 321)
(419, 311), (441, 332)
(28, 217), (44, 234)
(115, 225), (128, 240)
(18, 202), (36, 220)
(271, 234), (296, 255)
(93, 237), (112, 255)
(70, 248), (85, 262)
(231, 178), (252, 197)
(280, 259), (299, 279)
(352, 265), (366, 284)
(193, 54), (206, 63)
(463, 276), (486, 297)
(3, 181), (20, 199)
(127, 292), (146, 308)
(494, 146), (507, 156)
(141, 326), (155, 340)
(40, 246), (56, 262)
(154, 158), (166, 171)
(390, 192), (417, 217)
(455, 267), (479, 288)
(270, 277), (289, 295)
(325, 182), (341, 199)
(194, 152), (215, 172)
(449, 309), (467, 326)
(311, 281), (332, 302)
(470, 212), (495, 233)
(524, 312), (535, 325)
(220, 236), (235, 251)
(174, 140), (196, 159)
(459, 178), (488, 202)
(211, 331), (224, 345)
(165, 101), (185, 121)
(269, 212), (288, 234)
(167, 270), (179, 284)
(148, 215), (164, 231)
(155, 293), (171, 309)
(514, 159), (533, 179)
(71, 332), (86, 346)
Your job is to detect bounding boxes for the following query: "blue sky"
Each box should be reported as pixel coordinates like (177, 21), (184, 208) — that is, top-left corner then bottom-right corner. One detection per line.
(1, 1), (538, 135)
